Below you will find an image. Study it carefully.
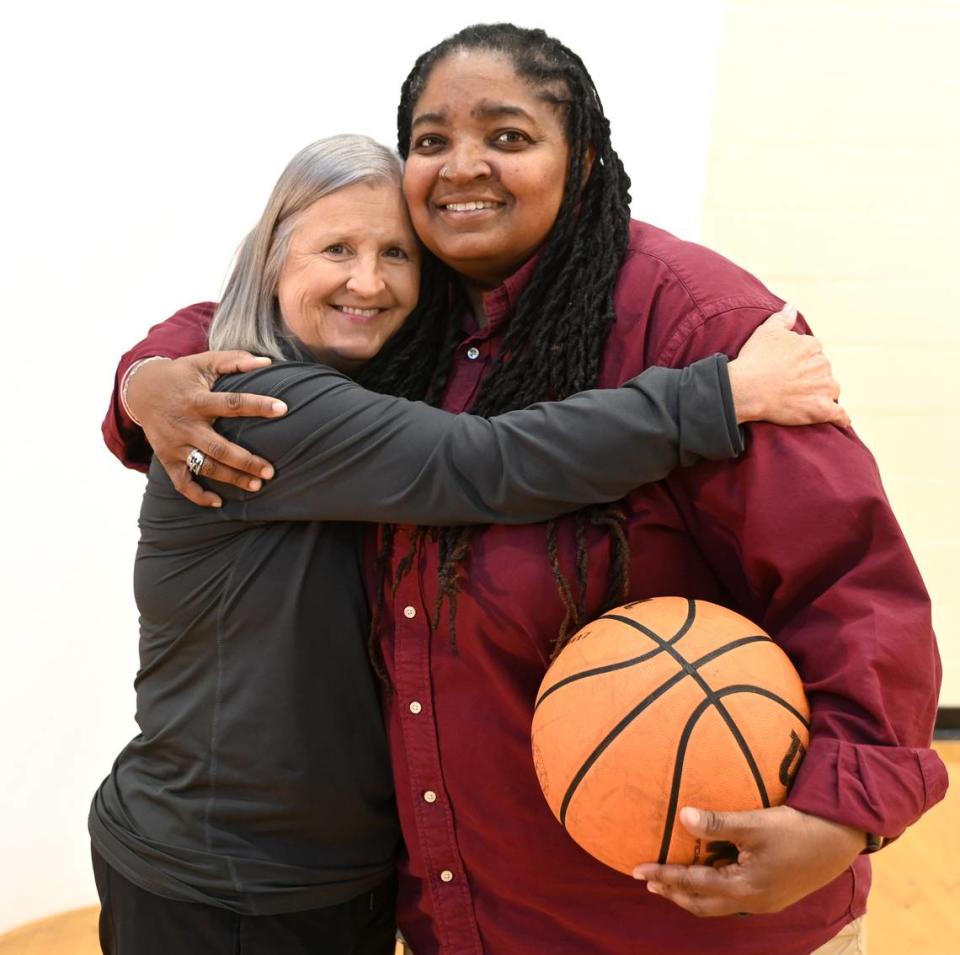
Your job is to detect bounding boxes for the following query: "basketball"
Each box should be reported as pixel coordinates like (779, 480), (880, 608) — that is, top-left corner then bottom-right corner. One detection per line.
(530, 596), (810, 874)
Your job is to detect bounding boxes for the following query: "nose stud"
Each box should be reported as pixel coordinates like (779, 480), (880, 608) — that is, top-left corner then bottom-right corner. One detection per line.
(440, 165), (452, 181)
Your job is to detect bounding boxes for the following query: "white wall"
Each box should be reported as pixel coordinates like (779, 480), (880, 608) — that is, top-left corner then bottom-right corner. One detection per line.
(701, 0), (960, 708)
(0, 0), (725, 931)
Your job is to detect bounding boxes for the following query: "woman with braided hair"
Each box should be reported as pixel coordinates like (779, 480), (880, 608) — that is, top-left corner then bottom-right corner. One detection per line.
(375, 30), (940, 954)
(102, 23), (944, 955)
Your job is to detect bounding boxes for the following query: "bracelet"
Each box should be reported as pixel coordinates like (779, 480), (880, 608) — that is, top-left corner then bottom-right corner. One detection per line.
(120, 356), (170, 426)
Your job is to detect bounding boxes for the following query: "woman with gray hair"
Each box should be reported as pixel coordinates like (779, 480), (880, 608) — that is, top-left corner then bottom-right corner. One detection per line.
(89, 133), (843, 954)
(208, 134), (415, 365)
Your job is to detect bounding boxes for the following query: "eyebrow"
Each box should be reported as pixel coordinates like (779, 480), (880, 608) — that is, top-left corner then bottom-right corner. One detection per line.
(411, 101), (538, 129)
(473, 102), (536, 122)
(411, 110), (447, 130)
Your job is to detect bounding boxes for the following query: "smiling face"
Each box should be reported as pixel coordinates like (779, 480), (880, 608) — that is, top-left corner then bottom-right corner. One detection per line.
(276, 180), (420, 373)
(402, 50), (572, 291)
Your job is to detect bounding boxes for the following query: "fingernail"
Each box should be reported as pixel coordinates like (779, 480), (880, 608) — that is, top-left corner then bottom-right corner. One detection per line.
(211, 499), (222, 508)
(271, 402), (287, 415)
(783, 303), (798, 316)
(680, 807), (701, 827)
(632, 868), (647, 881)
(647, 883), (663, 895)
(260, 466), (275, 479)
(248, 479), (262, 491)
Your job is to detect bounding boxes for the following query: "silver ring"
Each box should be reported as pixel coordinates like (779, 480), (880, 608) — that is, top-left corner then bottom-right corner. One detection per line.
(186, 448), (206, 477)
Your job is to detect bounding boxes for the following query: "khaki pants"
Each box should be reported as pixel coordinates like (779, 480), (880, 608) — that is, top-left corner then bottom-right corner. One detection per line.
(811, 917), (867, 955)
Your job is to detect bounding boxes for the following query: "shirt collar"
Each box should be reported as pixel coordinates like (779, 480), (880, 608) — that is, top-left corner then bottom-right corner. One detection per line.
(461, 252), (543, 340)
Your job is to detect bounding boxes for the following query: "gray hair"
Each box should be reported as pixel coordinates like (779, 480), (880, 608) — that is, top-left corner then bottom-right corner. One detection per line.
(209, 134), (404, 359)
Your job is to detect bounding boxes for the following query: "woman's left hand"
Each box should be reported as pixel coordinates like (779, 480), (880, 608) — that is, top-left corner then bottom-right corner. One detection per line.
(632, 805), (865, 917)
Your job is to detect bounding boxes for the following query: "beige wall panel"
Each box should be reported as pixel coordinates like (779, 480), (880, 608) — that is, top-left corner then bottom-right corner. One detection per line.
(827, 347), (959, 414)
(855, 416), (960, 480)
(702, 211), (956, 282)
(710, 2), (960, 148)
(751, 281), (959, 349)
(704, 0), (959, 704)
(706, 149), (960, 218)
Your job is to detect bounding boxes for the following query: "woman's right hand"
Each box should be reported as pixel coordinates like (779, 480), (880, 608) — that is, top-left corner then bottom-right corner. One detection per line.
(125, 351), (287, 507)
(727, 305), (850, 428)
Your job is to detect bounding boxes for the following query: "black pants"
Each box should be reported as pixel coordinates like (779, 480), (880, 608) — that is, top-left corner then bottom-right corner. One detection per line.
(92, 848), (397, 955)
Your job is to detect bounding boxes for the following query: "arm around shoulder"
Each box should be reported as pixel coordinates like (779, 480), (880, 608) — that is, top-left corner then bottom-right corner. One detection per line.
(213, 355), (742, 525)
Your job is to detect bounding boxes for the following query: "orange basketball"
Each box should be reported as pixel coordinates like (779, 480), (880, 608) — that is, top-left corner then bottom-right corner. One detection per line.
(531, 597), (810, 874)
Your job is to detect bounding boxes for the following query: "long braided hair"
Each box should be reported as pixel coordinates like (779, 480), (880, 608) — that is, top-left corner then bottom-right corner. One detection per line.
(369, 23), (635, 672)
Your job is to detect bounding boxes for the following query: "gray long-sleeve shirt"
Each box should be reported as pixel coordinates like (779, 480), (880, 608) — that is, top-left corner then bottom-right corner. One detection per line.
(89, 356), (740, 915)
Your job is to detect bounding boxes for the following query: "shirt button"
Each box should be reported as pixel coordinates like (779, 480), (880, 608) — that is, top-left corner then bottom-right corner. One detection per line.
(409, 701), (423, 714)
(403, 606), (417, 619)
(466, 346), (480, 360)
(423, 790), (438, 803)
(440, 870), (455, 883)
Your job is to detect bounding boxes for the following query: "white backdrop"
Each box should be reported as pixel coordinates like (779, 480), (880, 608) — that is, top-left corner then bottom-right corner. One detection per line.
(0, 0), (725, 931)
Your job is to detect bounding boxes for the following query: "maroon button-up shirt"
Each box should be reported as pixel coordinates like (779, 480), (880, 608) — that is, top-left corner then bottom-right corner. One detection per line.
(104, 222), (946, 955)
(374, 223), (946, 955)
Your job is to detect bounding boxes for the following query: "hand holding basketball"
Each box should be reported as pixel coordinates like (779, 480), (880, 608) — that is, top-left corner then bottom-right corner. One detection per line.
(633, 805), (865, 917)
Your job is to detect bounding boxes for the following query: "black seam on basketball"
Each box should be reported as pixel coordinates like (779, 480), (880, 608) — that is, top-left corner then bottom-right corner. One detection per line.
(606, 615), (785, 732)
(728, 686), (810, 729)
(556, 635), (770, 828)
(602, 596), (698, 648)
(658, 695), (769, 864)
(605, 617), (773, 861)
(659, 693), (721, 863)
(657, 685), (808, 863)
(536, 648), (675, 711)
(535, 600), (700, 710)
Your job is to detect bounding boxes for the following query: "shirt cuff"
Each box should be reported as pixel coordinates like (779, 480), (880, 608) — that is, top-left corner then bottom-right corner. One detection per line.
(675, 354), (745, 464)
(785, 735), (949, 840)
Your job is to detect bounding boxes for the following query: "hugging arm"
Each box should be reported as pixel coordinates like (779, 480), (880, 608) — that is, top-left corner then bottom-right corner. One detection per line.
(105, 304), (847, 507)
(208, 358), (740, 525)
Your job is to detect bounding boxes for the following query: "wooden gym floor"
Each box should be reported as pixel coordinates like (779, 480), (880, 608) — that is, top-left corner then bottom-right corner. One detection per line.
(1, 742), (957, 954)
